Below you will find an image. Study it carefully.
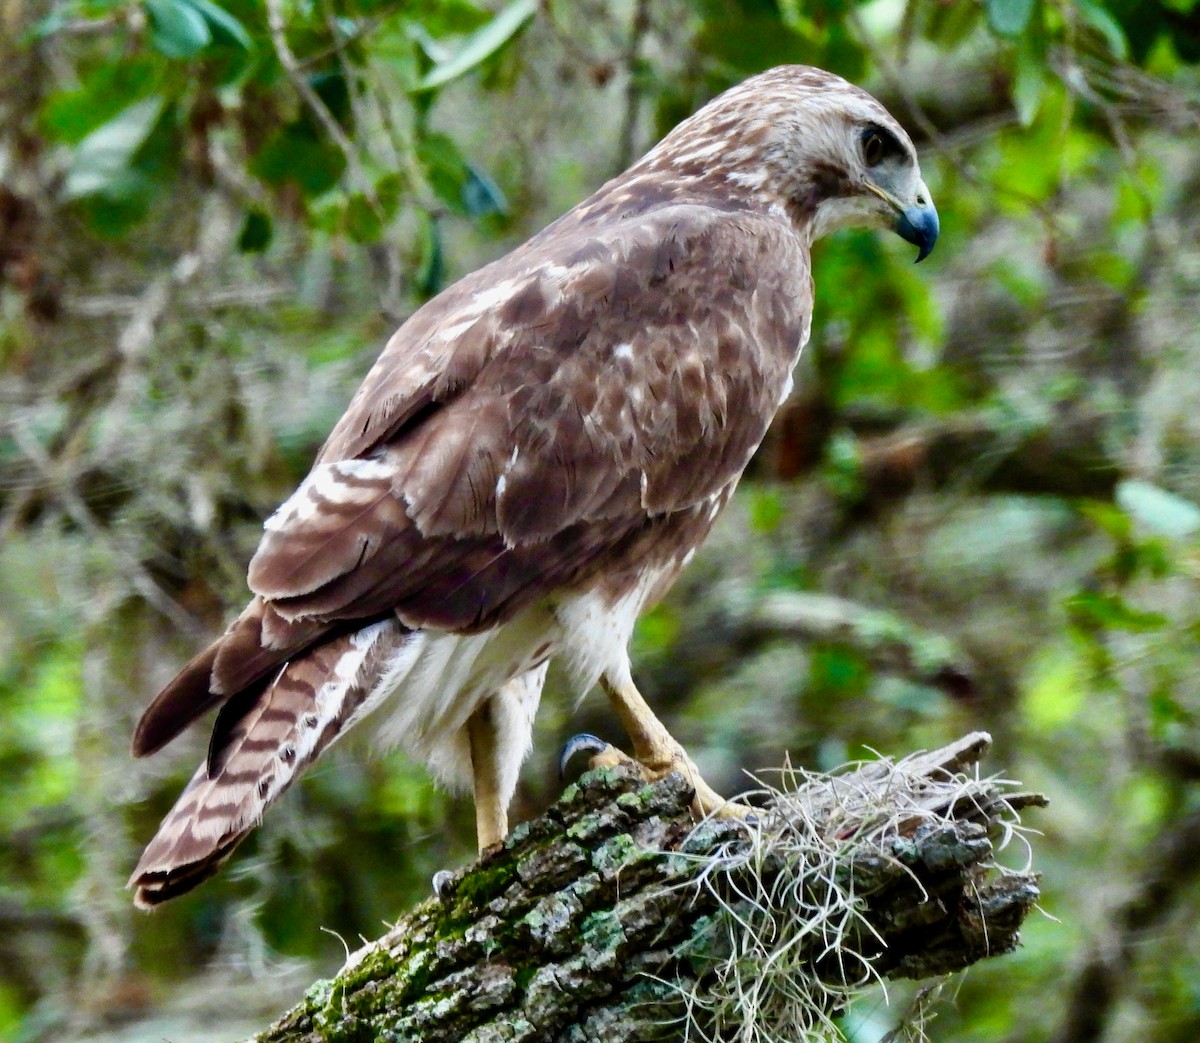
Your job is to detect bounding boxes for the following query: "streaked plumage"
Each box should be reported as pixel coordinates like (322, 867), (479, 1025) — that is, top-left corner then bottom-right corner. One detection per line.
(130, 65), (938, 907)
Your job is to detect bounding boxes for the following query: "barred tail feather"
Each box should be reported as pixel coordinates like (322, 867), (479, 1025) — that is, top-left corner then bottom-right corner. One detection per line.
(131, 598), (329, 759)
(130, 618), (414, 908)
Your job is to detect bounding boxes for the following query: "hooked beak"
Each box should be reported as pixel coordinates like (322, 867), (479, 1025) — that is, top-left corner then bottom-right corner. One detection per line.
(895, 202), (939, 263)
(866, 180), (940, 263)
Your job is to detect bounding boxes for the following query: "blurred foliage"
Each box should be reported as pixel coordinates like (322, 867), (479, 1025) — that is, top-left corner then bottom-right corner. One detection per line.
(2, 0), (1200, 1040)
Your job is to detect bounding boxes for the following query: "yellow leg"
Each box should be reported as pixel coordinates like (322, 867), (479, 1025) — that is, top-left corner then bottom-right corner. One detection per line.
(467, 699), (508, 853)
(598, 668), (748, 819)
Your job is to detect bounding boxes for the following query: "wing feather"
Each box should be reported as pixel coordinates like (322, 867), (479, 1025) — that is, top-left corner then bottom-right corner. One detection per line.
(247, 205), (810, 635)
(134, 204), (811, 753)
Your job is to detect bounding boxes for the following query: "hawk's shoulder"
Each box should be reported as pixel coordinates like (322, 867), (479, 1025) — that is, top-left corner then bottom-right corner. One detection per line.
(319, 202), (810, 465)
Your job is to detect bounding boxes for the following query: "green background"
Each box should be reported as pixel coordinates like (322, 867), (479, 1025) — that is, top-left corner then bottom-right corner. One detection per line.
(2, 0), (1200, 1039)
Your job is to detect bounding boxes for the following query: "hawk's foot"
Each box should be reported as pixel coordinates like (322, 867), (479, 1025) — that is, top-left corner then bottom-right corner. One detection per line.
(558, 732), (752, 820)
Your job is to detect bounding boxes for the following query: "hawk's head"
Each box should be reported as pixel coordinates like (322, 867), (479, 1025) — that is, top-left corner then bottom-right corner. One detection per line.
(652, 65), (939, 262)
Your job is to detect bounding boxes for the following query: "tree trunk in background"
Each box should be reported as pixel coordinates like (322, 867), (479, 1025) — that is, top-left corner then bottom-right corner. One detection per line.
(255, 733), (1043, 1042)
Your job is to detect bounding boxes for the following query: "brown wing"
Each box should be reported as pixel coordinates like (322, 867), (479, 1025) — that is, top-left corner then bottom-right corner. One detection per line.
(248, 204), (811, 633)
(134, 204), (810, 755)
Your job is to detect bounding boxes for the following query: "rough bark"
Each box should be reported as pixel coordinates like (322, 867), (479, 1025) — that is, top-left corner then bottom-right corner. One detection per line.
(254, 732), (1043, 1043)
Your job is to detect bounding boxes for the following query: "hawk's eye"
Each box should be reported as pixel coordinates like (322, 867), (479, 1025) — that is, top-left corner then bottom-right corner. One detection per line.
(861, 125), (905, 168)
(863, 131), (886, 167)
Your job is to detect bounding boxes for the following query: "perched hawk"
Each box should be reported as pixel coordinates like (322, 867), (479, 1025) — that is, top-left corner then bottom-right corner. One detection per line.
(130, 65), (937, 907)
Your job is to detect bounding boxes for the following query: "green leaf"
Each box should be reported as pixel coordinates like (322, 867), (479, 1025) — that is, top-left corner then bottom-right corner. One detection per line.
(924, 0), (983, 48)
(414, 0), (536, 92)
(1067, 590), (1169, 633)
(307, 190), (344, 236)
(410, 23), (454, 65)
(1079, 499), (1133, 541)
(417, 131), (471, 214)
(63, 96), (166, 199)
(251, 127), (346, 195)
(183, 0), (254, 50)
(808, 645), (870, 699)
(1118, 773), (1172, 834)
(375, 171), (405, 216)
(1010, 15), (1050, 126)
(345, 193), (383, 243)
(694, 10), (812, 74)
(1077, 0), (1128, 58)
(416, 212), (445, 297)
(987, 0), (1036, 37)
(1116, 480), (1200, 540)
(238, 208), (272, 251)
(309, 70), (352, 126)
(632, 603), (681, 658)
(41, 60), (160, 144)
(462, 162), (507, 217)
(145, 0), (212, 58)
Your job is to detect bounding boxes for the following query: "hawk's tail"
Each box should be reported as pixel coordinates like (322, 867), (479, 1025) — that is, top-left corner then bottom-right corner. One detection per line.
(130, 618), (412, 908)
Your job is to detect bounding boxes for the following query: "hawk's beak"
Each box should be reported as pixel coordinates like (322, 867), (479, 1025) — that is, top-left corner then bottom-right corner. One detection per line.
(866, 179), (939, 263)
(895, 201), (939, 263)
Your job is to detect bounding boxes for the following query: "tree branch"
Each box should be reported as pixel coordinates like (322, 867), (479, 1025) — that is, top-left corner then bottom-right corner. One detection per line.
(614, 0), (652, 173)
(254, 732), (1043, 1042)
(762, 401), (1122, 505)
(265, 0), (377, 207)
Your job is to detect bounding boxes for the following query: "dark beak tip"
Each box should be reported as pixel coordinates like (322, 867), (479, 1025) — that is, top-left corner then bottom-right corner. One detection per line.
(896, 204), (939, 264)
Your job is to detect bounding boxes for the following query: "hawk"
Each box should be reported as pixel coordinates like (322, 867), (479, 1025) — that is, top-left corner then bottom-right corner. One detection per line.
(130, 65), (937, 907)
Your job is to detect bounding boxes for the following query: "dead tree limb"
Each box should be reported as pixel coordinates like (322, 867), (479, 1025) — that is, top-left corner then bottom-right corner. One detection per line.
(254, 732), (1043, 1042)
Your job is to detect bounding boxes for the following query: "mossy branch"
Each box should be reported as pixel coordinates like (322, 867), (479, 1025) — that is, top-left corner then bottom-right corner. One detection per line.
(254, 732), (1044, 1042)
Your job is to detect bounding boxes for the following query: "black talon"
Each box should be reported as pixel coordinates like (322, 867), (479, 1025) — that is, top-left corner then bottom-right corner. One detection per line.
(559, 732), (609, 780)
(432, 870), (454, 900)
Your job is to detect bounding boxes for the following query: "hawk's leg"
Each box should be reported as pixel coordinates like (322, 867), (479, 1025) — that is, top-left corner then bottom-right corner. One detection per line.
(466, 699), (508, 853)
(597, 666), (749, 819)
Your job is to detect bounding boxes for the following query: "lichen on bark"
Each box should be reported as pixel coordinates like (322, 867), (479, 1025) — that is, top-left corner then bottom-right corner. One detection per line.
(253, 732), (1043, 1043)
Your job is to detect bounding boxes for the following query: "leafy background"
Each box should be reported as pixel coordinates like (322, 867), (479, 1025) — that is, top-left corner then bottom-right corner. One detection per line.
(2, 0), (1200, 1039)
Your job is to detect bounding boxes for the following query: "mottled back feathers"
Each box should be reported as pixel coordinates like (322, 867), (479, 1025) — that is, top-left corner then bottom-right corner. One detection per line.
(246, 207), (809, 637)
